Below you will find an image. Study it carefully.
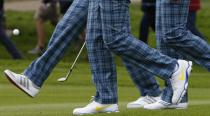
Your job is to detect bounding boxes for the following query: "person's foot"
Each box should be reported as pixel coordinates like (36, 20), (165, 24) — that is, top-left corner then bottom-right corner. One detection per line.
(144, 100), (188, 110)
(11, 52), (23, 60)
(170, 60), (192, 104)
(73, 101), (119, 115)
(127, 96), (160, 109)
(4, 69), (39, 97)
(28, 46), (44, 55)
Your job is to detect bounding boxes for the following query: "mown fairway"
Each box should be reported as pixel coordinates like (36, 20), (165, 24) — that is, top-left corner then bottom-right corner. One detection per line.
(0, 60), (210, 116)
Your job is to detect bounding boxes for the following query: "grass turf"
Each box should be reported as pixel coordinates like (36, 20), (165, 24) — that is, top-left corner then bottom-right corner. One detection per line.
(0, 60), (210, 116)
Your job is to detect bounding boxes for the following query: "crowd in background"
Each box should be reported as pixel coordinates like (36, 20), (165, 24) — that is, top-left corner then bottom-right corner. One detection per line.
(139, 0), (204, 44)
(0, 0), (204, 59)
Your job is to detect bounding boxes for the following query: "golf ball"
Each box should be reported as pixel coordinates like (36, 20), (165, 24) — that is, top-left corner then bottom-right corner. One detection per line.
(13, 29), (20, 36)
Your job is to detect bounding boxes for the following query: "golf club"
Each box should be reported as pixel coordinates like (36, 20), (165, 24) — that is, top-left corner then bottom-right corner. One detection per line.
(57, 41), (86, 82)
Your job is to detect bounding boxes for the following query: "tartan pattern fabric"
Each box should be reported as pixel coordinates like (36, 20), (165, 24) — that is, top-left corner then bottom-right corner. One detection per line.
(24, 0), (87, 87)
(156, 0), (210, 103)
(157, 0), (210, 69)
(124, 62), (161, 97)
(86, 0), (177, 104)
(23, 0), (162, 103)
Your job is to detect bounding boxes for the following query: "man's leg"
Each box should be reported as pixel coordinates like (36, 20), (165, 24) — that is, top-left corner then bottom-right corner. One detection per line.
(187, 11), (205, 39)
(29, 2), (58, 55)
(124, 59), (162, 109)
(4, 0), (160, 102)
(155, 0), (183, 104)
(73, 1), (120, 114)
(0, 3), (22, 59)
(86, 0), (174, 104)
(85, 0), (118, 104)
(0, 26), (22, 59)
(144, 0), (210, 109)
(139, 11), (155, 44)
(87, 0), (161, 105)
(73, 0), (192, 114)
(139, 12), (150, 43)
(124, 8), (161, 99)
(84, 0), (191, 108)
(125, 61), (161, 97)
(100, 0), (177, 80)
(29, 3), (48, 55)
(24, 0), (87, 87)
(99, 0), (192, 108)
(36, 19), (45, 50)
(160, 0), (210, 70)
(144, 0), (190, 109)
(73, 0), (162, 114)
(5, 0), (88, 89)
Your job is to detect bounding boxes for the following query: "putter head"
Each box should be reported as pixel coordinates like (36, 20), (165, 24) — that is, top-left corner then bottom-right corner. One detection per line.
(57, 77), (67, 82)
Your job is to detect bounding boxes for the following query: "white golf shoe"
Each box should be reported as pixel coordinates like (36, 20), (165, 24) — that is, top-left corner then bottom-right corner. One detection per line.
(167, 102), (188, 109)
(4, 69), (39, 97)
(73, 101), (119, 115)
(127, 96), (160, 109)
(170, 60), (192, 104)
(144, 100), (188, 110)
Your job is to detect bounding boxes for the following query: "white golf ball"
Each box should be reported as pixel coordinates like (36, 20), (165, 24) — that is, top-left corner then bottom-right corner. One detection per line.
(13, 29), (20, 36)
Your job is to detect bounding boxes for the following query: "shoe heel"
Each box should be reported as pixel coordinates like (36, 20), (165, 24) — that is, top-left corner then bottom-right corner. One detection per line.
(178, 61), (192, 103)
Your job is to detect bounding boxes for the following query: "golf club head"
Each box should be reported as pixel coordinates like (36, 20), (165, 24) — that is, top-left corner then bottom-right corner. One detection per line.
(57, 42), (85, 83)
(57, 77), (67, 82)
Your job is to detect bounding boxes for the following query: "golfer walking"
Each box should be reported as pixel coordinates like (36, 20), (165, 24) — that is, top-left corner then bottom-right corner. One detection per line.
(73, 0), (192, 115)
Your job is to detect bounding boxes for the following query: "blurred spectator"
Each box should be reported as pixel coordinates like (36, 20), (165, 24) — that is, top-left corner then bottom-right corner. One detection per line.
(0, 0), (22, 59)
(139, 0), (204, 45)
(139, 0), (155, 44)
(59, 0), (73, 14)
(187, 0), (205, 39)
(28, 0), (85, 55)
(28, 0), (58, 55)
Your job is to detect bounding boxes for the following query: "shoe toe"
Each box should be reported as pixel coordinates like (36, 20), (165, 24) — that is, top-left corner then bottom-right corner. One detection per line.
(73, 108), (81, 115)
(73, 108), (88, 115)
(4, 69), (12, 76)
(127, 103), (144, 108)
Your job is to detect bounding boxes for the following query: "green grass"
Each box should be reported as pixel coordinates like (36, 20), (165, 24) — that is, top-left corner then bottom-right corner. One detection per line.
(0, 60), (210, 116)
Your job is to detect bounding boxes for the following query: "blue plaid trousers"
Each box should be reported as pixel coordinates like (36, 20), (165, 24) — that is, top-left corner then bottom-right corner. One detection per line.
(156, 0), (210, 102)
(86, 0), (177, 104)
(23, 0), (161, 99)
(24, 0), (87, 87)
(157, 0), (210, 69)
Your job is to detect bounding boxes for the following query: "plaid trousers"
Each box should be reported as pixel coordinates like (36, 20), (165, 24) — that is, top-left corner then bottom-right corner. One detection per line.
(157, 0), (210, 69)
(24, 0), (87, 87)
(86, 0), (177, 104)
(23, 0), (161, 99)
(156, 0), (210, 102)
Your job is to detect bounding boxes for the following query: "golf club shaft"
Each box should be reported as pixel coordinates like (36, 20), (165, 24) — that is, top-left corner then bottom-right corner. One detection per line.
(64, 41), (86, 81)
